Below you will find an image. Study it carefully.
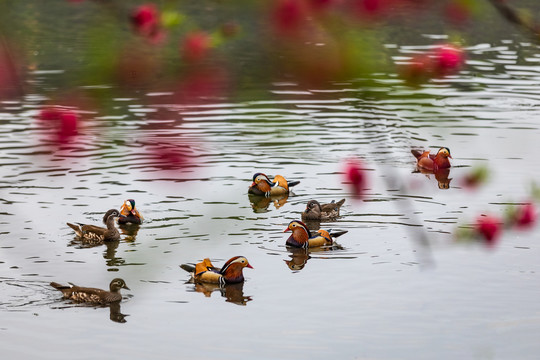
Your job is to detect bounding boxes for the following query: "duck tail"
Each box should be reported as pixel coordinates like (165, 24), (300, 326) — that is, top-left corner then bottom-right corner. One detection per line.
(411, 149), (423, 159)
(335, 199), (346, 208)
(179, 264), (195, 273)
(66, 223), (82, 237)
(50, 282), (68, 290)
(288, 180), (300, 188)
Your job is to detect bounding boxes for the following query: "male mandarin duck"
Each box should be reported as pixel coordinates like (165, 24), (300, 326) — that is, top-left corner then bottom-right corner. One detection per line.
(118, 199), (143, 225)
(180, 256), (253, 285)
(301, 199), (346, 221)
(67, 209), (120, 243)
(50, 278), (130, 305)
(284, 220), (348, 248)
(248, 173), (300, 197)
(411, 147), (452, 171)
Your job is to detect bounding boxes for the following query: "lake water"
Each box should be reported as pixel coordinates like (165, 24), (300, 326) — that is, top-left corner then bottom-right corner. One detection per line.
(1, 2), (540, 359)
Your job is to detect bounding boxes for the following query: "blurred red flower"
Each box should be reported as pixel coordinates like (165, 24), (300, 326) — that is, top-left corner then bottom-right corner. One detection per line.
(343, 158), (368, 197)
(400, 44), (464, 84)
(433, 44), (464, 76)
(181, 31), (212, 63)
(38, 107), (79, 144)
(272, 0), (309, 34)
(513, 202), (537, 229)
(474, 215), (502, 246)
(131, 4), (165, 43)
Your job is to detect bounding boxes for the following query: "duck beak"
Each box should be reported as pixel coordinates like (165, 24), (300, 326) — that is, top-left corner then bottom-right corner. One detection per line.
(246, 263), (254, 269)
(123, 284), (130, 290)
(284, 227), (291, 232)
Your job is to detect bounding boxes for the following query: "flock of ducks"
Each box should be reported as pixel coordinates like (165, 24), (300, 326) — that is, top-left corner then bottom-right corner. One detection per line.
(50, 147), (451, 306)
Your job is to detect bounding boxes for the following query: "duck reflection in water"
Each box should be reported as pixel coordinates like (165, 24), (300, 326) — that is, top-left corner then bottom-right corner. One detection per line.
(413, 167), (452, 189)
(285, 247), (311, 271)
(189, 281), (252, 306)
(118, 222), (140, 242)
(248, 193), (289, 213)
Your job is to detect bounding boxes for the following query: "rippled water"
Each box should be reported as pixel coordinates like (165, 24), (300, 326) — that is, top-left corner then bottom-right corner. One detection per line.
(2, 5), (540, 360)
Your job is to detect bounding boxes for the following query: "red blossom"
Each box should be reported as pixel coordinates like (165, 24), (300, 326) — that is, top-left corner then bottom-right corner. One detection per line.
(181, 31), (212, 63)
(514, 203), (537, 229)
(474, 215), (502, 246)
(444, 2), (471, 26)
(38, 107), (79, 144)
(400, 44), (465, 84)
(344, 158), (368, 197)
(272, 0), (308, 34)
(433, 45), (464, 76)
(131, 4), (165, 43)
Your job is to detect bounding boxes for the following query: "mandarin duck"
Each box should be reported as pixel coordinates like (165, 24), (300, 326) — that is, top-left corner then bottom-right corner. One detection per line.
(180, 256), (253, 285)
(248, 173), (300, 197)
(67, 209), (120, 243)
(284, 220), (348, 248)
(118, 199), (143, 225)
(50, 278), (130, 305)
(411, 147), (452, 171)
(301, 199), (346, 221)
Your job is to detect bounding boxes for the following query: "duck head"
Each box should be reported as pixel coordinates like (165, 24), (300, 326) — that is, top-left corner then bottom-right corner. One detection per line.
(251, 173), (273, 193)
(109, 278), (130, 292)
(220, 256), (253, 284)
(284, 220), (312, 247)
(437, 147), (452, 159)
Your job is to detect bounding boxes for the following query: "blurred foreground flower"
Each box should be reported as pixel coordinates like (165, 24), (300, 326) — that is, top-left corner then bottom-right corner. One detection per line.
(181, 31), (212, 63)
(343, 157), (368, 198)
(474, 214), (502, 247)
(141, 139), (198, 173)
(400, 44), (465, 85)
(38, 107), (79, 144)
(131, 3), (166, 43)
(461, 164), (490, 189)
(506, 202), (537, 229)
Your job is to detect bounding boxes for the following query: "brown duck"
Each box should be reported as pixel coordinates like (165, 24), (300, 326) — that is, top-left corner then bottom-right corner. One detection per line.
(50, 278), (130, 304)
(67, 209), (120, 243)
(301, 199), (345, 221)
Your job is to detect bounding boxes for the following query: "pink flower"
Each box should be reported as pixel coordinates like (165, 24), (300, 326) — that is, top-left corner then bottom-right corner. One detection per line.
(272, 0), (307, 34)
(474, 215), (502, 246)
(514, 203), (537, 229)
(37, 107), (79, 144)
(181, 31), (212, 63)
(433, 45), (464, 76)
(344, 158), (368, 197)
(131, 4), (165, 43)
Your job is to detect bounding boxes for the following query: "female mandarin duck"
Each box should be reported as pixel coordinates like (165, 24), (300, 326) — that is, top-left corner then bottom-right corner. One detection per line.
(180, 256), (253, 285)
(301, 199), (345, 221)
(50, 278), (130, 305)
(67, 209), (120, 243)
(411, 147), (452, 171)
(248, 173), (300, 197)
(284, 220), (347, 248)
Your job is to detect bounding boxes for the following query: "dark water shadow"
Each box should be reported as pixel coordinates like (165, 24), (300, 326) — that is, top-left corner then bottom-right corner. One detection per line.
(185, 281), (252, 306)
(412, 167), (452, 190)
(248, 193), (290, 213)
